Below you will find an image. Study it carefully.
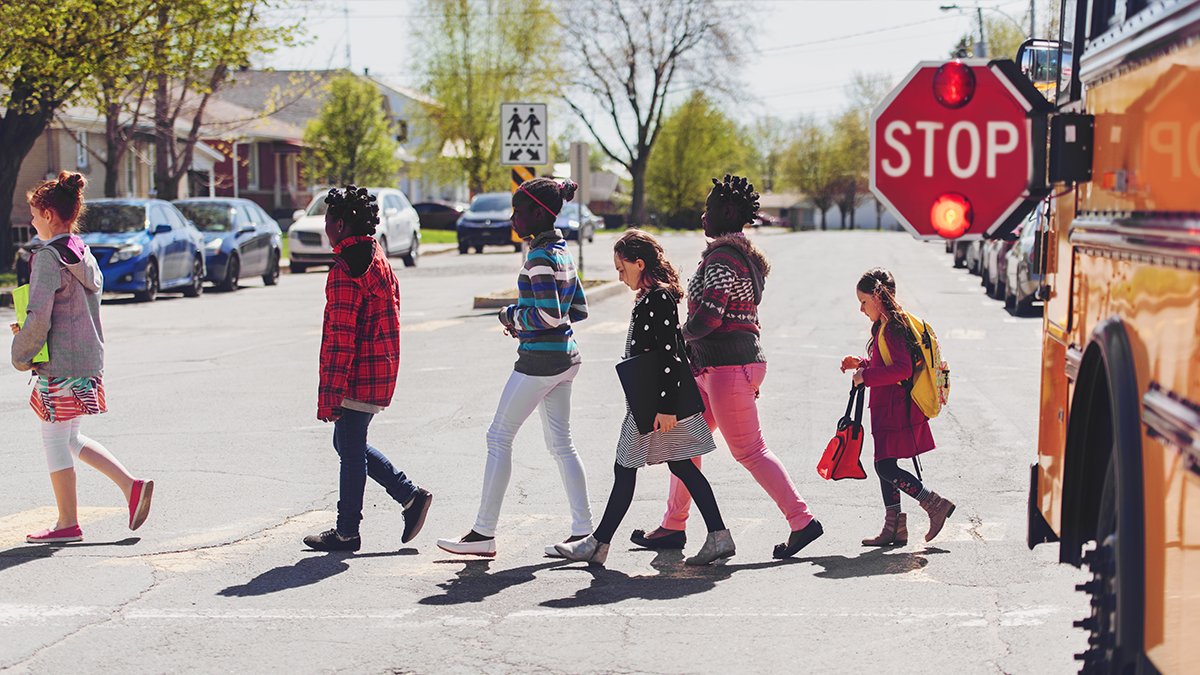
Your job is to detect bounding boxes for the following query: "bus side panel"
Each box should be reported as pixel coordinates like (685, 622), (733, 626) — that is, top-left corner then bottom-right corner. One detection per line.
(1036, 330), (1069, 532)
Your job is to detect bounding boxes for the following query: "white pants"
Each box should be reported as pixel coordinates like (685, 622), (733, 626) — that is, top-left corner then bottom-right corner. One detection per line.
(40, 418), (87, 473)
(473, 364), (593, 537)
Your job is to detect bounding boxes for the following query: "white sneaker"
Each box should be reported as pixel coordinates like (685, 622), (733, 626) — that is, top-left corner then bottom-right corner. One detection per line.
(544, 535), (589, 558)
(436, 536), (497, 557)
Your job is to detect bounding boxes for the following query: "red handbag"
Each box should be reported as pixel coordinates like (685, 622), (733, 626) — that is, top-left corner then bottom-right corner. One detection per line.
(817, 385), (867, 480)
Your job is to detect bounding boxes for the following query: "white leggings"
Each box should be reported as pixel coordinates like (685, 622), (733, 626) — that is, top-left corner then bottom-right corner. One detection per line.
(472, 364), (593, 538)
(40, 418), (91, 473)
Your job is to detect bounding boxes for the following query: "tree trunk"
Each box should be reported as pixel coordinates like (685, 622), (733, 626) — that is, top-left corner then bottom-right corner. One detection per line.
(0, 106), (55, 272)
(875, 198), (884, 230)
(819, 209), (827, 230)
(153, 69), (172, 200)
(849, 205), (857, 230)
(103, 101), (125, 198)
(629, 156), (648, 227)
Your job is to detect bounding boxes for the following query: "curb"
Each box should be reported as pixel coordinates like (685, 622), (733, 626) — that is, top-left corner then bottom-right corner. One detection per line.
(472, 279), (625, 310)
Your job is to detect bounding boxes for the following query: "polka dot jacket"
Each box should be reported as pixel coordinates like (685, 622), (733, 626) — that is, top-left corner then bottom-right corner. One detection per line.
(626, 287), (688, 416)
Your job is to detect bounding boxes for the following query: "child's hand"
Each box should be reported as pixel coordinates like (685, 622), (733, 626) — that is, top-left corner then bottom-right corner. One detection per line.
(9, 323), (18, 336)
(852, 368), (865, 386)
(653, 413), (678, 434)
(840, 355), (861, 372)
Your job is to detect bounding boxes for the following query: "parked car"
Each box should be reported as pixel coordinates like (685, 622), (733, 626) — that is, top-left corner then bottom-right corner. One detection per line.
(1005, 209), (1047, 315)
(983, 227), (1021, 299)
(413, 200), (467, 230)
(52, 199), (207, 302)
(951, 240), (971, 268)
(752, 213), (785, 228)
(174, 198), (282, 291)
(965, 239), (984, 274)
(556, 203), (600, 242)
(288, 187), (421, 273)
(456, 192), (521, 254)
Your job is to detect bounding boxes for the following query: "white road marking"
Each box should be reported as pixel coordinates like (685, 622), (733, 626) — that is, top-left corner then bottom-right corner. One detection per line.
(0, 507), (125, 544)
(405, 319), (463, 332)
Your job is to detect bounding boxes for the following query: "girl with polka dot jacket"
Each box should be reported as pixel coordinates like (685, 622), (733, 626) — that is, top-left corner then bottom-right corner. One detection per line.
(555, 230), (734, 567)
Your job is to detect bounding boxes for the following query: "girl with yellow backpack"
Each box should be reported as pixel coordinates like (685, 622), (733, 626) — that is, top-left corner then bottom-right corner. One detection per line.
(841, 268), (955, 546)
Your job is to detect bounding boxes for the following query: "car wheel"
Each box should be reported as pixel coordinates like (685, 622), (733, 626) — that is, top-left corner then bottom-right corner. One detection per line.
(290, 262), (307, 274)
(263, 251), (281, 285)
(379, 235), (389, 257)
(182, 256), (204, 298)
(402, 235), (419, 267)
(218, 254), (240, 292)
(476, 246), (485, 254)
(458, 243), (469, 255)
(512, 243), (521, 253)
(136, 260), (159, 303)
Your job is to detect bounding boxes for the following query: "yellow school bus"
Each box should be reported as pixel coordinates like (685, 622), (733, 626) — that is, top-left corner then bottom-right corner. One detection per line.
(1027, 0), (1200, 672)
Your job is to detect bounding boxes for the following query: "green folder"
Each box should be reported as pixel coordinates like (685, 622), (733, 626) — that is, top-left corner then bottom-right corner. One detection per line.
(12, 284), (50, 364)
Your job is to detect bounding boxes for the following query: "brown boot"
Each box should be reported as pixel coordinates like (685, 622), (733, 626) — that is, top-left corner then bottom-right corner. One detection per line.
(919, 492), (956, 542)
(862, 511), (908, 547)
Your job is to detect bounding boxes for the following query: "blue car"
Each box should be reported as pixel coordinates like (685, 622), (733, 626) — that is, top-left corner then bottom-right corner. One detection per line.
(76, 199), (207, 302)
(174, 198), (282, 291)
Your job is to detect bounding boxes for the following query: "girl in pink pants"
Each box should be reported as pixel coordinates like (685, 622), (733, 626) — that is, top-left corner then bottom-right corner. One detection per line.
(632, 175), (824, 559)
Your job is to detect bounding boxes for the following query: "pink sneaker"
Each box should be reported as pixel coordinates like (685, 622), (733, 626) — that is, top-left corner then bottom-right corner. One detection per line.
(26, 525), (83, 544)
(129, 479), (154, 531)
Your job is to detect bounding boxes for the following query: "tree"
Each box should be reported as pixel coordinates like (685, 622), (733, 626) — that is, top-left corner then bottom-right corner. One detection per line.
(149, 0), (299, 201)
(830, 109), (868, 230)
(302, 74), (401, 187)
(843, 72), (893, 229)
(748, 116), (792, 194)
(782, 118), (839, 230)
(949, 11), (1026, 59)
(0, 0), (157, 271)
(561, 0), (750, 225)
(645, 92), (748, 228)
(414, 0), (559, 195)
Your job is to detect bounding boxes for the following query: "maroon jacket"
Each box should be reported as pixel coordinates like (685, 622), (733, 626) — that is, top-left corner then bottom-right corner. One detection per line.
(318, 236), (400, 420)
(860, 321), (935, 461)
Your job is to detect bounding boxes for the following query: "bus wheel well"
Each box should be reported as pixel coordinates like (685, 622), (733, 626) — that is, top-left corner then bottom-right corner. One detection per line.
(1060, 348), (1111, 566)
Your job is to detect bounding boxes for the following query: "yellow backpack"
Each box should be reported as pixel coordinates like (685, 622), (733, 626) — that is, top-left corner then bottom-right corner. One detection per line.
(876, 313), (950, 419)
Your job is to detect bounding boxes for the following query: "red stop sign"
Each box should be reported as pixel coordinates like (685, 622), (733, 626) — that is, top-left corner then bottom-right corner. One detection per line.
(871, 60), (1050, 240)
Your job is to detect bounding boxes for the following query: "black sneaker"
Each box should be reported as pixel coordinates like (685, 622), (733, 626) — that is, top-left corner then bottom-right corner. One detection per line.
(773, 519), (824, 559)
(630, 527), (686, 550)
(401, 488), (433, 544)
(304, 528), (361, 552)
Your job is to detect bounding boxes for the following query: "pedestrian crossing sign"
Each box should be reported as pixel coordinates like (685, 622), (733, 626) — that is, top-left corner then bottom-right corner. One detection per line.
(500, 102), (547, 166)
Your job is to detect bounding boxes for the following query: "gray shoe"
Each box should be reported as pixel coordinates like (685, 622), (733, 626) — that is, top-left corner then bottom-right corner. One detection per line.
(554, 535), (609, 565)
(685, 529), (735, 566)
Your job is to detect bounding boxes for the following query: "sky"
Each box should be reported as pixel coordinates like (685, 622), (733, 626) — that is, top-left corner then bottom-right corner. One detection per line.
(261, 0), (1046, 130)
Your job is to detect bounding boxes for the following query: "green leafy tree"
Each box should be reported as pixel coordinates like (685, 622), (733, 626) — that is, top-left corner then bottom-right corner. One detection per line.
(413, 0), (559, 195)
(646, 92), (749, 228)
(782, 118), (839, 230)
(302, 74), (401, 187)
(832, 72), (893, 229)
(0, 0), (157, 270)
(747, 116), (792, 194)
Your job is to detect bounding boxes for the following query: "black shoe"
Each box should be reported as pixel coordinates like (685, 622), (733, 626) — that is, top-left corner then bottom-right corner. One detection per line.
(630, 528), (686, 550)
(304, 528), (361, 552)
(773, 519), (824, 559)
(402, 488), (433, 544)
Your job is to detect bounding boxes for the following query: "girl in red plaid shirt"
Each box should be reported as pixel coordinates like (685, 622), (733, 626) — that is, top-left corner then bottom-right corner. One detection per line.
(303, 186), (432, 552)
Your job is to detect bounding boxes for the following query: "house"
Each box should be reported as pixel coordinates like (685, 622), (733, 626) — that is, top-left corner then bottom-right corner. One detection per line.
(758, 192), (817, 230)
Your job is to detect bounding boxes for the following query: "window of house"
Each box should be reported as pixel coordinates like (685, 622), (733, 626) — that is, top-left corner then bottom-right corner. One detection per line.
(395, 120), (409, 144)
(76, 131), (89, 170)
(245, 142), (259, 190)
(125, 152), (137, 196)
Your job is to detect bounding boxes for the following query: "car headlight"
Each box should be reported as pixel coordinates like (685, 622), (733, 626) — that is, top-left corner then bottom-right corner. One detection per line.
(112, 244), (143, 262)
(205, 238), (223, 252)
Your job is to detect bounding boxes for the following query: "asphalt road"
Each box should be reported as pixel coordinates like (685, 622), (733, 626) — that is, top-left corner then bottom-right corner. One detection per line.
(0, 229), (1087, 673)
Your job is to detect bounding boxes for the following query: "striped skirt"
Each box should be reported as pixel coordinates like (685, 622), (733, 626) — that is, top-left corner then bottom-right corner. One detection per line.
(30, 376), (107, 423)
(614, 407), (716, 469)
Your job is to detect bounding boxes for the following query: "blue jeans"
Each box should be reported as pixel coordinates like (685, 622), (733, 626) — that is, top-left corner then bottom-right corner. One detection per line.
(333, 409), (416, 537)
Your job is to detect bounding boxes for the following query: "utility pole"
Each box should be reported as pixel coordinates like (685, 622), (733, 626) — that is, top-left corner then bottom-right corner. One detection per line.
(1029, 0), (1036, 37)
(977, 5), (988, 57)
(343, 1), (352, 70)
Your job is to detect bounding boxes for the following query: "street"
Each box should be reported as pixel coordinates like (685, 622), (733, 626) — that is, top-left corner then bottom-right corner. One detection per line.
(1, 229), (1087, 673)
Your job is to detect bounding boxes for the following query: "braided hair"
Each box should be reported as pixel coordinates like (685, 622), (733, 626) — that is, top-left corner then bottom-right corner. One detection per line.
(857, 268), (921, 364)
(324, 185), (380, 236)
(614, 229), (683, 300)
(708, 174), (760, 233)
(27, 171), (87, 231)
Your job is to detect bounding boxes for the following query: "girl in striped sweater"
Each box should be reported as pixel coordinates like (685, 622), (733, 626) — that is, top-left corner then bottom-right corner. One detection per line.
(438, 178), (593, 558)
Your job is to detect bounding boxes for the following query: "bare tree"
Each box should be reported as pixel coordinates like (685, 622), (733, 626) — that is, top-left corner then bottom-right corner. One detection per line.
(560, 0), (748, 225)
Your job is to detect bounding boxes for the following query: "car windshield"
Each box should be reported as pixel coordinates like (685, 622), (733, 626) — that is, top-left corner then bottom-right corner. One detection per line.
(176, 203), (234, 232)
(557, 204), (583, 220)
(79, 204), (146, 233)
(470, 195), (511, 212)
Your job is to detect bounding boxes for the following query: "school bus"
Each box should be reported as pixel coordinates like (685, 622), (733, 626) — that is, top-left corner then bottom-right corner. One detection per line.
(1025, 0), (1200, 672)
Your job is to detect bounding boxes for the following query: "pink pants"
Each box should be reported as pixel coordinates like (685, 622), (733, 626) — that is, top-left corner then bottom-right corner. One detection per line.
(661, 363), (814, 531)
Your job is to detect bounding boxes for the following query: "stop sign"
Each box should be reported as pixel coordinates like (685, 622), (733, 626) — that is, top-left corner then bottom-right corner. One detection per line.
(870, 60), (1051, 240)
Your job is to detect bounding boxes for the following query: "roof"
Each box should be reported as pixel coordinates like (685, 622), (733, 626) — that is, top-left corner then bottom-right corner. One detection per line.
(758, 192), (808, 209)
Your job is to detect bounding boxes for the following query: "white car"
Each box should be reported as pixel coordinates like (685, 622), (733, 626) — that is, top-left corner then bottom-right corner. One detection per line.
(287, 187), (421, 273)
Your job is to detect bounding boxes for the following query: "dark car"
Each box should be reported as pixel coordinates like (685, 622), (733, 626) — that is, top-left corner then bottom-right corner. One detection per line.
(413, 200), (467, 230)
(174, 198), (283, 291)
(456, 192), (521, 254)
(67, 199), (206, 302)
(556, 203), (600, 242)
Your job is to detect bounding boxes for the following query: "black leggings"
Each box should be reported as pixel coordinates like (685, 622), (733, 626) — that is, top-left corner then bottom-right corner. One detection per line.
(593, 460), (725, 544)
(875, 459), (926, 508)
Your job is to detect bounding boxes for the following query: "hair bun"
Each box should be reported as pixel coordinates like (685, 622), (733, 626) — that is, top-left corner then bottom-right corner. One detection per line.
(558, 180), (578, 203)
(57, 171), (86, 193)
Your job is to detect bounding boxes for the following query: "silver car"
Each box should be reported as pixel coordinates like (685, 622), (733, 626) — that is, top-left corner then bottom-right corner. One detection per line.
(1004, 208), (1047, 315)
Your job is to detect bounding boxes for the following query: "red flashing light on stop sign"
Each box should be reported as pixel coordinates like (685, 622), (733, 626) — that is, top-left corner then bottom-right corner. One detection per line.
(933, 61), (976, 109)
(930, 193), (972, 239)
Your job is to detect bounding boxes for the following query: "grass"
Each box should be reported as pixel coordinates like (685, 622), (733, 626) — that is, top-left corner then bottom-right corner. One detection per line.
(0, 272), (16, 289)
(421, 229), (458, 245)
(281, 238), (289, 260)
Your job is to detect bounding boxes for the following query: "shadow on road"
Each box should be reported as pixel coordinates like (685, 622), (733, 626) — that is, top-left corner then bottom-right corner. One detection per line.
(418, 558), (569, 606)
(217, 548), (419, 598)
(538, 549), (805, 608)
(798, 546), (950, 580)
(0, 537), (141, 575)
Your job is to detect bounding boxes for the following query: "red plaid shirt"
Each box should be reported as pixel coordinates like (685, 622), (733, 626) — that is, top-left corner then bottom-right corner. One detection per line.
(318, 236), (401, 419)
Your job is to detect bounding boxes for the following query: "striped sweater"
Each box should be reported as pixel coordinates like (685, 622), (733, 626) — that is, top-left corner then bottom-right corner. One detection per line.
(682, 233), (769, 368)
(499, 228), (588, 375)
